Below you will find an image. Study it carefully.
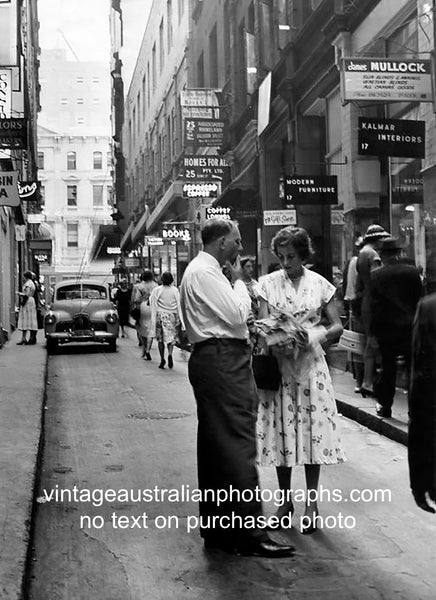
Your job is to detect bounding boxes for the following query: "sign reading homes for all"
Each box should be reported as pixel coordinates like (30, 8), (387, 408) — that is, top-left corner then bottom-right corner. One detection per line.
(342, 58), (433, 102)
(358, 117), (425, 158)
(284, 175), (338, 205)
(181, 155), (230, 180)
(0, 170), (20, 206)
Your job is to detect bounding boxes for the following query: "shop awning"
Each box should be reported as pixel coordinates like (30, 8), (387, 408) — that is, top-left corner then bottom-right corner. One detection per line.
(212, 157), (259, 218)
(120, 222), (133, 251)
(131, 205), (151, 244)
(90, 224), (121, 260)
(146, 181), (184, 233)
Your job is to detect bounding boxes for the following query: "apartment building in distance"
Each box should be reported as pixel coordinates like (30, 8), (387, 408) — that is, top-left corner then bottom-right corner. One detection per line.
(37, 49), (114, 288)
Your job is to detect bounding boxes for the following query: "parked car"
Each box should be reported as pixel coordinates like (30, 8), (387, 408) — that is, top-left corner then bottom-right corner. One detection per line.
(44, 280), (119, 353)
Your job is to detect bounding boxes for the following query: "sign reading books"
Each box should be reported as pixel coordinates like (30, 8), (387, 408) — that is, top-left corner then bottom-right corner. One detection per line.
(342, 58), (433, 102)
(162, 226), (191, 242)
(358, 117), (425, 158)
(284, 175), (338, 205)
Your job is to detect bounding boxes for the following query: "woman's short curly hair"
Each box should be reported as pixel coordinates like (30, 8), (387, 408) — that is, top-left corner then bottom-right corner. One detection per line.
(161, 271), (174, 286)
(270, 227), (314, 262)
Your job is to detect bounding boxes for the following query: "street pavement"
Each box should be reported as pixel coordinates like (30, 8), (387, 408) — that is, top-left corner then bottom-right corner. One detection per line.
(0, 330), (417, 599)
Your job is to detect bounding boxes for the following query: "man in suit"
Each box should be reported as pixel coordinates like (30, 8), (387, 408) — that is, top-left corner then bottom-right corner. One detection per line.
(369, 237), (422, 418)
(180, 218), (294, 557)
(408, 293), (436, 513)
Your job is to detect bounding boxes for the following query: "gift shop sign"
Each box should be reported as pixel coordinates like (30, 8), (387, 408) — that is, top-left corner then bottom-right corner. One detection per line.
(284, 175), (338, 205)
(263, 210), (297, 227)
(358, 117), (425, 158)
(342, 58), (433, 102)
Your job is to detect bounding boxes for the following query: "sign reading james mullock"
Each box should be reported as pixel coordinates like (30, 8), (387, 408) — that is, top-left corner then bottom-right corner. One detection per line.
(342, 58), (433, 102)
(284, 175), (338, 205)
(358, 117), (425, 158)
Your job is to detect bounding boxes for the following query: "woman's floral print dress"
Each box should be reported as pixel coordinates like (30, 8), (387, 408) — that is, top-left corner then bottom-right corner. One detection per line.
(256, 268), (346, 467)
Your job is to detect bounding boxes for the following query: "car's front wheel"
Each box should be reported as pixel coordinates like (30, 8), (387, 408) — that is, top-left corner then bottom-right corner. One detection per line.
(46, 338), (58, 354)
(108, 339), (117, 352)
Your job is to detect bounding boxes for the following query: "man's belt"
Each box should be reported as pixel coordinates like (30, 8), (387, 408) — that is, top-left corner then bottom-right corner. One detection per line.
(193, 338), (249, 351)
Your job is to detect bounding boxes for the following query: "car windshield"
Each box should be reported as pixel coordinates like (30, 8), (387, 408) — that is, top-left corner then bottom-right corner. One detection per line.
(56, 284), (107, 301)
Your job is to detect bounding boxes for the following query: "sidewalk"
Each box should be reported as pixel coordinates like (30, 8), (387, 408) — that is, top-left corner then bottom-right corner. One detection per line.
(0, 335), (408, 599)
(0, 329), (47, 600)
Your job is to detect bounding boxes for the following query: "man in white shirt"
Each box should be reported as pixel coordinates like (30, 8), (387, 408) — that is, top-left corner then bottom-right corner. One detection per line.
(180, 218), (294, 558)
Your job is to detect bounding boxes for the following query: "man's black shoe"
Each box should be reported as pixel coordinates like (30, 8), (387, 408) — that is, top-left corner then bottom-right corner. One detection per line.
(236, 539), (295, 558)
(376, 404), (392, 418)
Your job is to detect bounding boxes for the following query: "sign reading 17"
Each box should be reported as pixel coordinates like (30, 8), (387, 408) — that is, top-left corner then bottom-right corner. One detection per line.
(361, 143), (369, 150)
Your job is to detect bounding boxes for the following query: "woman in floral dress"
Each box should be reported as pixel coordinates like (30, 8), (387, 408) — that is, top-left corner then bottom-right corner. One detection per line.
(256, 227), (346, 533)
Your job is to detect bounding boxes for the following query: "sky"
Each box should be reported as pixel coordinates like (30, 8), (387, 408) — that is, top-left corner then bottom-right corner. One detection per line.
(37, 0), (150, 84)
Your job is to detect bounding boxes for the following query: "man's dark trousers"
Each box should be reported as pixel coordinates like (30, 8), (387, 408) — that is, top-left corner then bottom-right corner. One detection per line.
(375, 336), (411, 412)
(188, 339), (267, 547)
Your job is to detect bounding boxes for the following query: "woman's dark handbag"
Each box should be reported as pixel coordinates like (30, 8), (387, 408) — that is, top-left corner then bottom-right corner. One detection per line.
(20, 295), (28, 307)
(252, 352), (281, 391)
(130, 306), (140, 322)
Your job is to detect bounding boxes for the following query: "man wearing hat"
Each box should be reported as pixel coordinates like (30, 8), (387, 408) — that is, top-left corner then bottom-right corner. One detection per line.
(369, 237), (422, 418)
(355, 224), (390, 396)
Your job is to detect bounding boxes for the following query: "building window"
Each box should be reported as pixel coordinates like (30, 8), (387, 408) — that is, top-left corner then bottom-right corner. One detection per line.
(107, 151), (112, 167)
(147, 62), (151, 105)
(152, 44), (156, 91)
(93, 185), (103, 207)
(92, 77), (100, 83)
(67, 151), (76, 170)
(197, 52), (204, 87)
(37, 152), (44, 170)
(67, 185), (77, 207)
(77, 117), (85, 124)
(178, 0), (184, 22)
(209, 24), (218, 88)
(61, 98), (68, 105)
(93, 151), (103, 170)
(142, 74), (146, 120)
(92, 98), (99, 105)
(159, 19), (164, 72)
(77, 98), (84, 104)
(167, 0), (173, 51)
(76, 76), (84, 84)
(67, 222), (79, 247)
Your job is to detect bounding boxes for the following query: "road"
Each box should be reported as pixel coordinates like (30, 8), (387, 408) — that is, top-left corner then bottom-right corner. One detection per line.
(28, 335), (436, 600)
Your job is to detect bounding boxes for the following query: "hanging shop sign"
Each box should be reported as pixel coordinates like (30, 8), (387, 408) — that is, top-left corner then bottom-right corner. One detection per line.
(358, 117), (425, 158)
(0, 170), (20, 206)
(264, 210), (297, 227)
(342, 58), (433, 102)
(181, 89), (224, 119)
(181, 155), (230, 180)
(18, 180), (40, 200)
(184, 119), (226, 148)
(162, 226), (191, 242)
(284, 175), (338, 205)
(205, 206), (231, 220)
(182, 182), (219, 198)
(0, 118), (27, 149)
(391, 159), (423, 204)
(0, 69), (12, 118)
(125, 257), (140, 268)
(144, 236), (164, 246)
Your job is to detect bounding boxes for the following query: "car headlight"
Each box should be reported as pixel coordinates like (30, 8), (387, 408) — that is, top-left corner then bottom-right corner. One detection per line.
(106, 312), (118, 324)
(45, 313), (56, 325)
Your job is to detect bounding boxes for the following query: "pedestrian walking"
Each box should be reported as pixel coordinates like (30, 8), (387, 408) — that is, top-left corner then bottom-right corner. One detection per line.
(113, 278), (132, 338)
(408, 292), (436, 513)
(342, 237), (365, 392)
(369, 237), (422, 418)
(355, 224), (390, 397)
(240, 255), (261, 348)
(149, 272), (184, 369)
(131, 270), (157, 358)
(180, 218), (294, 557)
(255, 226), (346, 534)
(16, 271), (38, 345)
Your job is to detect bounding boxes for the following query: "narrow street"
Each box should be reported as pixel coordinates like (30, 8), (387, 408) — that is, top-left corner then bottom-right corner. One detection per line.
(28, 335), (436, 600)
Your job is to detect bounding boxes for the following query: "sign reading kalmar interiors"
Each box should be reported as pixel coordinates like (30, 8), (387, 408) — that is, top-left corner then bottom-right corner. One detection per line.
(284, 175), (338, 205)
(342, 58), (433, 102)
(358, 117), (425, 158)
